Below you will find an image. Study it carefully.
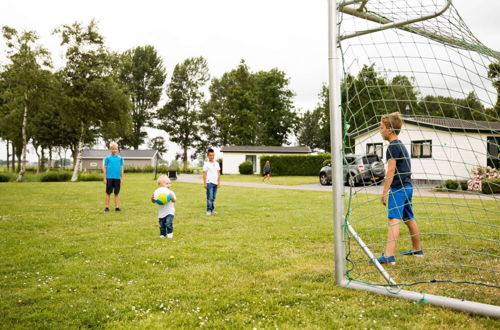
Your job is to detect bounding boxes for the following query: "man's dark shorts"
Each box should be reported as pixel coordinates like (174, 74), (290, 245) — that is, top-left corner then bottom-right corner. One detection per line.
(106, 179), (121, 195)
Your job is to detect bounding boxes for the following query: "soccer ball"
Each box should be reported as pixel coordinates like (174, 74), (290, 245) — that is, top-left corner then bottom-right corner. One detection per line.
(155, 193), (171, 205)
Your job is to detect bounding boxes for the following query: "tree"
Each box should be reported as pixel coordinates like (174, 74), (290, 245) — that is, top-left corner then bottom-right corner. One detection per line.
(297, 84), (330, 152)
(149, 136), (168, 179)
(1, 26), (52, 181)
(488, 62), (500, 119)
(157, 56), (209, 170)
(54, 20), (131, 181)
(202, 60), (256, 146)
(202, 60), (298, 147)
(118, 45), (166, 148)
(253, 69), (297, 145)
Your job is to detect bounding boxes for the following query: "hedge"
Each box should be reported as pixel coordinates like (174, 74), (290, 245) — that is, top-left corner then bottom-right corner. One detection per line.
(40, 171), (72, 182)
(79, 173), (103, 181)
(259, 154), (331, 176)
(0, 173), (15, 182)
(482, 178), (500, 194)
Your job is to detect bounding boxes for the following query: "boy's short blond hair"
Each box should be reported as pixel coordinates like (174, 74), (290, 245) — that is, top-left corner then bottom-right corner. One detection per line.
(157, 174), (170, 185)
(381, 112), (403, 135)
(109, 141), (119, 149)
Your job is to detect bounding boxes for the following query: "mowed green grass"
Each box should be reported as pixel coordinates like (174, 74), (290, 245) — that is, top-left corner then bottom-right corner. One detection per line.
(0, 173), (498, 328)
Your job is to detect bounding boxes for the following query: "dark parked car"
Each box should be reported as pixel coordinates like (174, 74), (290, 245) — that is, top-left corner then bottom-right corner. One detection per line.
(319, 153), (385, 186)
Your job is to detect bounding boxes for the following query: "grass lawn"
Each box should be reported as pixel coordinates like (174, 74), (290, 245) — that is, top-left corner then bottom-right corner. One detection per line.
(0, 173), (498, 328)
(220, 174), (318, 185)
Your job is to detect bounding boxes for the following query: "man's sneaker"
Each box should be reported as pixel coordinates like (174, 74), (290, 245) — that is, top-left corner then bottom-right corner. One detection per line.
(167, 233), (173, 239)
(206, 211), (211, 216)
(115, 208), (121, 212)
(104, 207), (110, 212)
(211, 210), (218, 215)
(160, 235), (166, 239)
(400, 249), (424, 257)
(369, 254), (396, 265)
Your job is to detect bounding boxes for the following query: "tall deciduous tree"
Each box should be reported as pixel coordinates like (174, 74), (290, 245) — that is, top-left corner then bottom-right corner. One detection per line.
(297, 84), (330, 152)
(54, 20), (130, 181)
(157, 56), (209, 170)
(1, 26), (52, 181)
(118, 45), (166, 148)
(202, 60), (297, 147)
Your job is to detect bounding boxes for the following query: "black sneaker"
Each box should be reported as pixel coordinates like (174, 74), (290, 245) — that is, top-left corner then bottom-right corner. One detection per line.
(104, 207), (110, 212)
(115, 208), (121, 212)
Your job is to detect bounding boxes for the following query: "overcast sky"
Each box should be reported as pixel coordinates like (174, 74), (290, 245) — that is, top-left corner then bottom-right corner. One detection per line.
(1, 0), (499, 161)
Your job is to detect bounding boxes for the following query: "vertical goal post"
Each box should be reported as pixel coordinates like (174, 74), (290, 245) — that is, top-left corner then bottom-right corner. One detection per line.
(328, 0), (500, 318)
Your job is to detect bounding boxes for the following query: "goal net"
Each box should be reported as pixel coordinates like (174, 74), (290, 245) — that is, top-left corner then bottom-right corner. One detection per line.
(333, 0), (500, 315)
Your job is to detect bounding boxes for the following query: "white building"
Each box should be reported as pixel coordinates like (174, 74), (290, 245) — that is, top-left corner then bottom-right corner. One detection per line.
(351, 117), (500, 183)
(220, 146), (312, 174)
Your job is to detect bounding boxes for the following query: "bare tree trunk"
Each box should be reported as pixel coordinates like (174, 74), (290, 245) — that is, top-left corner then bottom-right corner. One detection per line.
(33, 145), (40, 174)
(47, 148), (52, 171)
(16, 94), (29, 182)
(57, 148), (63, 169)
(40, 148), (45, 172)
(12, 143), (16, 172)
(6, 140), (10, 171)
(183, 145), (188, 170)
(71, 124), (85, 182)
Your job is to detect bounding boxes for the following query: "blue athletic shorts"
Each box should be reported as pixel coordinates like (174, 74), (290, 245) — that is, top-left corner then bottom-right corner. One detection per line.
(388, 185), (414, 220)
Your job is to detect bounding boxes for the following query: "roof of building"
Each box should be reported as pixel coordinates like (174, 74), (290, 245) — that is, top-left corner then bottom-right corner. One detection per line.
(221, 145), (311, 154)
(81, 149), (158, 159)
(351, 117), (500, 137)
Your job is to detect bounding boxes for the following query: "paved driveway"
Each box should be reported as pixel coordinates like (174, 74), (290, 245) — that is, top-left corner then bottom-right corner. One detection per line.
(176, 174), (498, 200)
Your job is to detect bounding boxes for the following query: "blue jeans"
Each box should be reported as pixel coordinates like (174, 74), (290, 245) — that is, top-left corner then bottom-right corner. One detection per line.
(206, 183), (218, 212)
(159, 214), (174, 236)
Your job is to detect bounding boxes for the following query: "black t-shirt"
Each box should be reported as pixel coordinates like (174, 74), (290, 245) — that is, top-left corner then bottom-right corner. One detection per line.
(386, 140), (412, 188)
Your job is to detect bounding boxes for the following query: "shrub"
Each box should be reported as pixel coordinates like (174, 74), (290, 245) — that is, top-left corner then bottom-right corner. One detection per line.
(40, 171), (72, 182)
(322, 159), (331, 167)
(239, 161), (254, 175)
(124, 166), (141, 173)
(482, 178), (500, 194)
(459, 181), (468, 191)
(444, 179), (459, 190)
(0, 173), (15, 182)
(157, 165), (169, 174)
(142, 165), (154, 173)
(260, 154), (331, 176)
(79, 173), (103, 181)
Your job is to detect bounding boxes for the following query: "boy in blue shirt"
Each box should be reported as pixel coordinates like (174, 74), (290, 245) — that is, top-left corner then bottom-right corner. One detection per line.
(372, 112), (422, 265)
(103, 142), (124, 212)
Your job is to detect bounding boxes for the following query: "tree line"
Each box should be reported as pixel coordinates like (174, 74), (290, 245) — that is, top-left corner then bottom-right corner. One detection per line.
(0, 21), (298, 181)
(1, 22), (498, 181)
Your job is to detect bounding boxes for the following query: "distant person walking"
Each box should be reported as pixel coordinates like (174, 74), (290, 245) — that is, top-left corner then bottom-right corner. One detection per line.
(263, 160), (271, 183)
(203, 148), (221, 216)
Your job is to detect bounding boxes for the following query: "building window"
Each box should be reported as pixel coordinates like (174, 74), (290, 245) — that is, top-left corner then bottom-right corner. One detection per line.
(487, 136), (500, 169)
(366, 143), (383, 159)
(245, 155), (257, 173)
(90, 162), (97, 167)
(411, 140), (432, 158)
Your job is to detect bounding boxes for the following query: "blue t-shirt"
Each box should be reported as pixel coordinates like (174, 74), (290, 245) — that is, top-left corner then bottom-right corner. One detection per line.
(104, 154), (124, 179)
(386, 140), (412, 188)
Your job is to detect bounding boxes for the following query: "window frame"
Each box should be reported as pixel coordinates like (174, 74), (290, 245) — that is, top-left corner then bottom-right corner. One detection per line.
(366, 143), (383, 159)
(411, 140), (432, 159)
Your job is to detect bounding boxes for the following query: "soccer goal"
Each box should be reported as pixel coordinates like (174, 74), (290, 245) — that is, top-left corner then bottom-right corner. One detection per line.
(328, 0), (500, 317)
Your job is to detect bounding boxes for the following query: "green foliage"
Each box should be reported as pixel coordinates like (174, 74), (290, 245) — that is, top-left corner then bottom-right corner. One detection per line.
(39, 171), (72, 182)
(142, 165), (154, 173)
(0, 172), (15, 182)
(444, 179), (459, 190)
(124, 165), (154, 173)
(118, 45), (166, 149)
(78, 173), (102, 181)
(202, 60), (297, 147)
(260, 154), (331, 176)
(157, 57), (209, 170)
(157, 165), (169, 173)
(238, 161), (253, 175)
(297, 84), (330, 152)
(482, 178), (500, 194)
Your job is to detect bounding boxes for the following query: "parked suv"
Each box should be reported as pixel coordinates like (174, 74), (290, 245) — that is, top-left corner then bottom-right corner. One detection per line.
(319, 153), (385, 186)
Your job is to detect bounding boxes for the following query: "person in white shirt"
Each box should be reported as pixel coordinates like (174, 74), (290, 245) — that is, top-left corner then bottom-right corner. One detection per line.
(203, 148), (221, 216)
(151, 175), (177, 238)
